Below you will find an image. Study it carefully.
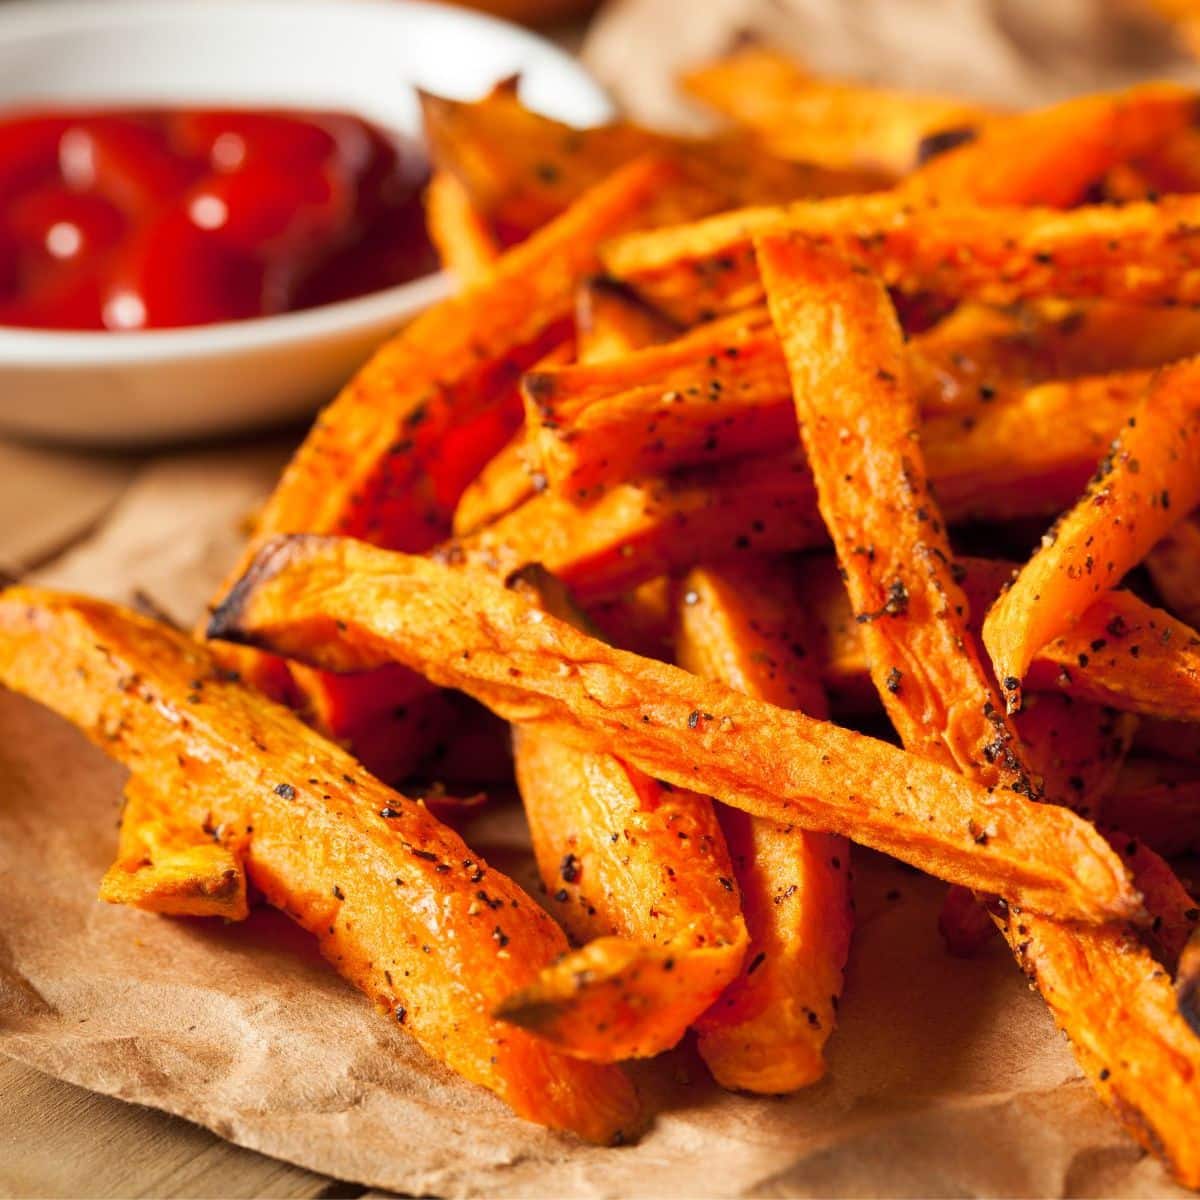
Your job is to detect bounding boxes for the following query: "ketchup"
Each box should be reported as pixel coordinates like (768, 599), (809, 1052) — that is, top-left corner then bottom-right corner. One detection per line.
(0, 106), (436, 331)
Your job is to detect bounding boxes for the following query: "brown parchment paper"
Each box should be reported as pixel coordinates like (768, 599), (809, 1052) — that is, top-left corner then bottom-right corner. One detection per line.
(4, 4), (1200, 1194)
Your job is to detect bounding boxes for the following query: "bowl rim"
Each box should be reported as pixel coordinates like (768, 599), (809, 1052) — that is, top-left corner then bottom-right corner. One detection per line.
(0, 0), (611, 364)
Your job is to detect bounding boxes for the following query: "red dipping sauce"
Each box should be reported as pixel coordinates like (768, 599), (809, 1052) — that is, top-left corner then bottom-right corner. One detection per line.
(0, 106), (437, 331)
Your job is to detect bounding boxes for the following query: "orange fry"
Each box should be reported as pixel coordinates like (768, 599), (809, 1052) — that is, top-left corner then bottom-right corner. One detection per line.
(681, 46), (985, 175)
(0, 587), (638, 1143)
(420, 85), (884, 240)
(676, 558), (852, 1094)
(209, 535), (1140, 925)
(503, 726), (748, 1061)
(757, 233), (1031, 788)
(575, 275), (679, 365)
(983, 357), (1200, 711)
(602, 193), (1200, 326)
(425, 169), (501, 284)
(99, 776), (249, 921)
(208, 156), (707, 766)
(902, 83), (1200, 207)
(1000, 902), (1200, 1187)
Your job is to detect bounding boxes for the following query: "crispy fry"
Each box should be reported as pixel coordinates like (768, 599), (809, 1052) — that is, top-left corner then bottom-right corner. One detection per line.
(676, 558), (852, 1093)
(503, 726), (748, 1061)
(209, 535), (1140, 925)
(983, 357), (1200, 711)
(527, 311), (1146, 502)
(921, 370), (1150, 522)
(1147, 511), (1200, 627)
(491, 566), (747, 1063)
(451, 398), (1134, 606)
(940, 694), (1135, 957)
(0, 587), (638, 1143)
(916, 299), (1200, 402)
(999, 902), (1200, 1186)
(443, 453), (827, 602)
(602, 193), (1200, 325)
(575, 276), (680, 364)
(902, 84), (1200, 207)
(99, 776), (249, 921)
(807, 552), (1200, 724)
(450, 340), (574, 538)
(681, 46), (985, 175)
(425, 170), (501, 284)
(758, 233), (1031, 788)
(450, 430), (544, 538)
(420, 86), (884, 240)
(209, 156), (707, 764)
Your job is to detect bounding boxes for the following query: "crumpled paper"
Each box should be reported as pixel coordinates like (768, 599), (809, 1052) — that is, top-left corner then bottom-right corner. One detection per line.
(4, 2), (1200, 1194)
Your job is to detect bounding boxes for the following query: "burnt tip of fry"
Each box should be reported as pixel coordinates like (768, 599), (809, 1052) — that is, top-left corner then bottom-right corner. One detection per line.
(206, 534), (331, 644)
(915, 124), (980, 165)
(1177, 927), (1200, 1038)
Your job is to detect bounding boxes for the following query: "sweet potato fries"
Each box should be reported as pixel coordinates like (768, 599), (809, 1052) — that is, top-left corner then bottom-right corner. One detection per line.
(3, 49), (1200, 1189)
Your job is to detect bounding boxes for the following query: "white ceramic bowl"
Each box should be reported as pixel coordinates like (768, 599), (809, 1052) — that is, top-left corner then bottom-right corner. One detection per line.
(0, 0), (613, 444)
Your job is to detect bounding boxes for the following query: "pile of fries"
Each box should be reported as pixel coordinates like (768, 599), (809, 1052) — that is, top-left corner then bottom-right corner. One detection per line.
(5, 47), (1200, 1185)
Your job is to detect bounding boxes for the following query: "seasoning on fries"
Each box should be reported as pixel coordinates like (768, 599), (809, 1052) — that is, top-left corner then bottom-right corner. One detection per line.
(4, 46), (1200, 1190)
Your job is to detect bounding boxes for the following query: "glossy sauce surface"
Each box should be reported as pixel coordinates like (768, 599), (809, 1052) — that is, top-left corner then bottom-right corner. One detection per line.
(0, 106), (436, 331)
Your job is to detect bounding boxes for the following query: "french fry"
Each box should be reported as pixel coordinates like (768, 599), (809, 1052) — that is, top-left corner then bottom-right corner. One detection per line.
(208, 156), (710, 766)
(983, 356), (1200, 711)
(451, 430), (544, 537)
(602, 192), (1200, 326)
(575, 275), (680, 364)
(921, 369), (1150, 522)
(902, 83), (1200, 207)
(756, 232), (1200, 1180)
(0, 587), (639, 1144)
(999, 902), (1200, 1186)
(502, 726), (749, 1061)
(441, 453), (827, 602)
(681, 46), (986, 175)
(1146, 510), (1200, 627)
(527, 318), (1146, 500)
(915, 299), (1200, 400)
(208, 535), (1140, 925)
(940, 694), (1137, 955)
(676, 558), (852, 1094)
(492, 566), (748, 1063)
(425, 169), (501, 284)
(420, 86), (885, 240)
(808, 552), (1200, 724)
(99, 776), (249, 921)
(756, 232), (1032, 788)
(450, 340), (574, 538)
(441, 422), (1123, 609)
